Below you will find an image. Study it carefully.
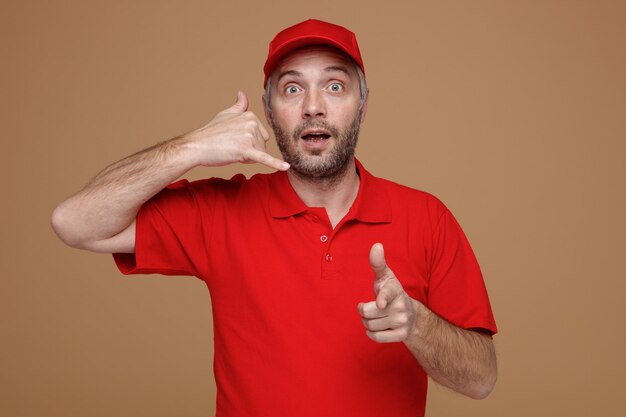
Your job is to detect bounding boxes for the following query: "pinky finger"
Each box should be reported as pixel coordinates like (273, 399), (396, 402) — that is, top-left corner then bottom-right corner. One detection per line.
(244, 148), (290, 171)
(366, 328), (407, 344)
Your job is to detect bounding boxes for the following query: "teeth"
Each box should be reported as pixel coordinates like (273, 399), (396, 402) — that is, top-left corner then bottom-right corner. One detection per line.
(302, 133), (330, 140)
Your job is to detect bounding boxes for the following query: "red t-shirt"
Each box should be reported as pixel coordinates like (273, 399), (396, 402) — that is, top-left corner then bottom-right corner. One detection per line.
(114, 160), (497, 417)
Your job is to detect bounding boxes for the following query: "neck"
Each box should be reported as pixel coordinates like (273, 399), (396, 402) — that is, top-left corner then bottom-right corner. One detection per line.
(287, 158), (360, 228)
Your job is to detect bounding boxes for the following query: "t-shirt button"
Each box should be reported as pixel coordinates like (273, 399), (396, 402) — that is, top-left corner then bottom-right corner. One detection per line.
(320, 235), (328, 242)
(325, 253), (333, 262)
(311, 215), (319, 223)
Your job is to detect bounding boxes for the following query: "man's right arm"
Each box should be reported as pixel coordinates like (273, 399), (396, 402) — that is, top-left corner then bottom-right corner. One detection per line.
(51, 91), (288, 254)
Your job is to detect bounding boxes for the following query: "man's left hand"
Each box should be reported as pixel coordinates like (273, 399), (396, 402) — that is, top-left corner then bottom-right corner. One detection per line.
(357, 243), (418, 343)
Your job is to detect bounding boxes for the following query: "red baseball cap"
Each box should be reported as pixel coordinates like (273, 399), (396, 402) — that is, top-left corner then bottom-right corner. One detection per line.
(263, 19), (365, 87)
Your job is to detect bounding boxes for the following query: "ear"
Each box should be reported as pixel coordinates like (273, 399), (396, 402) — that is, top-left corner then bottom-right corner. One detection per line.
(262, 93), (272, 125)
(359, 89), (369, 123)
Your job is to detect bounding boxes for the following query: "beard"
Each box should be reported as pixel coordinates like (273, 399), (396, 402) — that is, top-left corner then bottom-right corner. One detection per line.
(270, 110), (362, 181)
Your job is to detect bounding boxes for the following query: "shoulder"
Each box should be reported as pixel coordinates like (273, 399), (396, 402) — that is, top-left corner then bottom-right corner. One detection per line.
(165, 172), (290, 213)
(359, 161), (443, 207)
(139, 173), (280, 221)
(368, 173), (450, 220)
(165, 172), (276, 195)
(374, 176), (440, 201)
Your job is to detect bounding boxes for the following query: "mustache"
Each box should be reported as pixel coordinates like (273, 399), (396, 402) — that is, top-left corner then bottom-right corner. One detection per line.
(292, 120), (340, 139)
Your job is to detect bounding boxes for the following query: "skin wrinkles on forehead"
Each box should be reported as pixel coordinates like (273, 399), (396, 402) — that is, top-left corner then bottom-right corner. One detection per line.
(276, 65), (352, 86)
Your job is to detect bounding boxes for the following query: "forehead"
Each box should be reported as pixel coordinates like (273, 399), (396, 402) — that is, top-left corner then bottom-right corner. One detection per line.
(271, 45), (358, 81)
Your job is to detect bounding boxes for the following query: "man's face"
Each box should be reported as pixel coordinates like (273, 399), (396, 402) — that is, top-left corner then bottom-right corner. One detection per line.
(265, 46), (366, 180)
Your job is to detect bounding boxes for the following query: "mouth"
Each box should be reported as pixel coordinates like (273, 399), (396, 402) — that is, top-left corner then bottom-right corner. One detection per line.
(300, 129), (332, 142)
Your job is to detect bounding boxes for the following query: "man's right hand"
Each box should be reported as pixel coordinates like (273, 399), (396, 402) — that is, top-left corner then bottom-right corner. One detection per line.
(183, 91), (289, 171)
(51, 91), (288, 253)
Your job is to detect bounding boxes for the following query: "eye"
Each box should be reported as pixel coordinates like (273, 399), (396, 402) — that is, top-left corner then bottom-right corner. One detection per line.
(328, 83), (344, 93)
(285, 85), (301, 94)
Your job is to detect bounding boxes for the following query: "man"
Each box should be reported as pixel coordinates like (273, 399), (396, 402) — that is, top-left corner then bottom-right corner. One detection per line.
(52, 19), (497, 417)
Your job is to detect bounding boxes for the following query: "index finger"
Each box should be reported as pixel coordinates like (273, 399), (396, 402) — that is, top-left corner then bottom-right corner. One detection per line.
(376, 280), (403, 310)
(358, 301), (388, 319)
(257, 120), (270, 141)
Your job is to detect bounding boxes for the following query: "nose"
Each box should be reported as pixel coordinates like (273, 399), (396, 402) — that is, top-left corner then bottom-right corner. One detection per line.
(302, 89), (326, 119)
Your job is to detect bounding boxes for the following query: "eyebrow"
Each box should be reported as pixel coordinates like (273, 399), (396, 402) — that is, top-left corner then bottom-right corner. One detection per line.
(276, 70), (302, 84)
(276, 66), (351, 84)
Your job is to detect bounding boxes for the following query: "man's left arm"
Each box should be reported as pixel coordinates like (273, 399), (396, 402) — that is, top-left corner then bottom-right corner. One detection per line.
(358, 243), (497, 400)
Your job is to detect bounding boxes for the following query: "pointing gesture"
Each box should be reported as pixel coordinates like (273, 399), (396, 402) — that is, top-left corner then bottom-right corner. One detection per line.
(358, 243), (418, 343)
(185, 91), (290, 171)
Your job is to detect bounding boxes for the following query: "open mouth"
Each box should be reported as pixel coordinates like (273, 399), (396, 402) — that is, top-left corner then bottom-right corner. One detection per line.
(300, 130), (331, 142)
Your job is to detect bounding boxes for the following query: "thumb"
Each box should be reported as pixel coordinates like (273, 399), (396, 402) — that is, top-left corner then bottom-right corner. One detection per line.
(224, 91), (248, 113)
(369, 242), (390, 282)
(369, 243), (401, 309)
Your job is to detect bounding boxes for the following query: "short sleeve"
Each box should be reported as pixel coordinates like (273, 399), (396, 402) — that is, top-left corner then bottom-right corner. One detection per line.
(427, 208), (497, 335)
(113, 179), (213, 278)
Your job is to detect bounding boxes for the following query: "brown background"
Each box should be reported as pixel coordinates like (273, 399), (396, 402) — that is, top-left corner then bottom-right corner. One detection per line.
(2, 0), (625, 416)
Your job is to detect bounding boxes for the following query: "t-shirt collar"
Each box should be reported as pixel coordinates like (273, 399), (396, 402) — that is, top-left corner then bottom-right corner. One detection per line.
(268, 158), (392, 224)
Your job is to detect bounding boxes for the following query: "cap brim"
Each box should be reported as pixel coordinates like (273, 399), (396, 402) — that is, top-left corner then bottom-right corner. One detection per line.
(263, 36), (354, 86)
